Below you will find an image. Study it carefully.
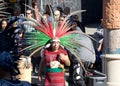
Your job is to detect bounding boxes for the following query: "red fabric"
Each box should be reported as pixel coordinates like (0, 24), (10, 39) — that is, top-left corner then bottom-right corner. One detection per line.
(44, 48), (67, 67)
(43, 48), (67, 86)
(44, 72), (65, 86)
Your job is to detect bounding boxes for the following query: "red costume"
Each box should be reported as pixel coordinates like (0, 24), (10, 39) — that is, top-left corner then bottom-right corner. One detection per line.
(43, 48), (67, 86)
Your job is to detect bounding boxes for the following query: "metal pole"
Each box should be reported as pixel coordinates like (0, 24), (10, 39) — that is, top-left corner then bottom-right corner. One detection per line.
(25, 0), (26, 16)
(40, 0), (43, 13)
(62, 0), (65, 8)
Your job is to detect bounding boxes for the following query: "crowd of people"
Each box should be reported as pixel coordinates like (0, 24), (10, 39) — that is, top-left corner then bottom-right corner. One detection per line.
(0, 0), (103, 86)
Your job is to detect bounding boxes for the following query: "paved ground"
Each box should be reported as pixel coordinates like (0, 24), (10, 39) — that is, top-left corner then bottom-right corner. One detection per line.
(31, 74), (42, 86)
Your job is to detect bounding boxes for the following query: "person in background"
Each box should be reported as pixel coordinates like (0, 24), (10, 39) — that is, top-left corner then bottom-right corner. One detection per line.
(92, 23), (104, 72)
(0, 51), (31, 86)
(42, 12), (52, 23)
(24, 9), (36, 32)
(44, 4), (54, 17)
(23, 9), (38, 75)
(38, 38), (70, 86)
(63, 7), (74, 23)
(67, 21), (87, 86)
(73, 15), (86, 33)
(56, 6), (63, 17)
(8, 8), (25, 31)
(0, 16), (32, 85)
(58, 16), (65, 27)
(26, 9), (33, 19)
(54, 10), (61, 22)
(0, 19), (7, 32)
(63, 7), (70, 17)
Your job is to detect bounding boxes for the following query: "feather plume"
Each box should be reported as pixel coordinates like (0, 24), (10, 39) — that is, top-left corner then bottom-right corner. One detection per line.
(22, 3), (96, 64)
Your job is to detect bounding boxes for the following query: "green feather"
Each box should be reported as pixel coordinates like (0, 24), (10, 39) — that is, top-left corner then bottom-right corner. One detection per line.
(60, 34), (80, 48)
(24, 31), (50, 50)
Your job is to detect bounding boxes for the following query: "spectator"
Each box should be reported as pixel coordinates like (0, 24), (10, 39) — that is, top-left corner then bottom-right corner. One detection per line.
(63, 7), (74, 23)
(58, 16), (65, 27)
(24, 9), (35, 32)
(42, 12), (52, 23)
(8, 8), (25, 31)
(92, 23), (104, 72)
(63, 7), (70, 17)
(26, 9), (33, 18)
(0, 19), (8, 32)
(44, 4), (54, 17)
(56, 6), (63, 16)
(68, 21), (94, 86)
(23, 9), (37, 75)
(54, 10), (61, 21)
(0, 51), (31, 86)
(73, 15), (86, 33)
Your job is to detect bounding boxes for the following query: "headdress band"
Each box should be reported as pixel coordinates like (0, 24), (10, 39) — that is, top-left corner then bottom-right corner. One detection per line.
(51, 37), (60, 42)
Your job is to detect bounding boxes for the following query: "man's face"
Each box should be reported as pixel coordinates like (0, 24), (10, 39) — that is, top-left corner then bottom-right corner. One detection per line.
(51, 41), (60, 51)
(42, 14), (48, 22)
(54, 10), (60, 21)
(58, 17), (64, 26)
(1, 21), (7, 30)
(26, 10), (32, 18)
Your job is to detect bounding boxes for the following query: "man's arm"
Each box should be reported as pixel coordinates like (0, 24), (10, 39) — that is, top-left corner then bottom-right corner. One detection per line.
(59, 53), (70, 66)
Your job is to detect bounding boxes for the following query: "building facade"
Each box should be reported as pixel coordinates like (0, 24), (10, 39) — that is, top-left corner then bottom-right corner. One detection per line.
(5, 0), (102, 24)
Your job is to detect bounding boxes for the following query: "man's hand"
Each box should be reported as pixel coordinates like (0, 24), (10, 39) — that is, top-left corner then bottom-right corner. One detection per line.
(59, 53), (66, 61)
(38, 75), (42, 81)
(58, 53), (70, 66)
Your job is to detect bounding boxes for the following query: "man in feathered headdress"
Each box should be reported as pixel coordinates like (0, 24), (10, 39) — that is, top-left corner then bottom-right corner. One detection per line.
(38, 37), (70, 86)
(23, 0), (95, 86)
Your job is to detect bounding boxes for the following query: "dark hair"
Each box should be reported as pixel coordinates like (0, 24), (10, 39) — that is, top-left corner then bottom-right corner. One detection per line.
(26, 9), (33, 13)
(63, 7), (70, 15)
(45, 4), (54, 16)
(0, 51), (20, 75)
(0, 19), (7, 25)
(0, 19), (8, 31)
(57, 6), (63, 13)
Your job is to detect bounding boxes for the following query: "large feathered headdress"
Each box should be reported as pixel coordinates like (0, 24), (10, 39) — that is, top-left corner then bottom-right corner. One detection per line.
(22, 2), (96, 73)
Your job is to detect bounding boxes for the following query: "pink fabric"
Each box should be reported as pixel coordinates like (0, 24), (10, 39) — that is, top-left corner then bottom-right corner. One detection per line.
(44, 48), (67, 67)
(44, 72), (65, 86)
